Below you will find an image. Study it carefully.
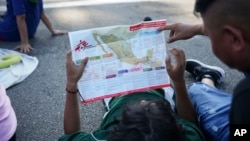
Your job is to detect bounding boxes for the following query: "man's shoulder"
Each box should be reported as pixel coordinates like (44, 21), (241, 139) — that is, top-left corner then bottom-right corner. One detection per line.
(238, 77), (250, 84)
(234, 77), (250, 98)
(230, 77), (250, 124)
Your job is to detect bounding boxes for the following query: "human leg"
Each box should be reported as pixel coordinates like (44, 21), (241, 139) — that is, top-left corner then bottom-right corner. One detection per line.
(0, 21), (20, 41)
(0, 35), (4, 41)
(186, 59), (231, 141)
(0, 22), (5, 41)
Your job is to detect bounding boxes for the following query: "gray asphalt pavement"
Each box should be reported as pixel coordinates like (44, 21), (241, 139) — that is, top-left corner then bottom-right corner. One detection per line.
(0, 0), (244, 141)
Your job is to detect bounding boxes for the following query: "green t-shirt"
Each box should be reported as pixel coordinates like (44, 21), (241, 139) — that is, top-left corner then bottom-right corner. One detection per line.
(59, 90), (206, 141)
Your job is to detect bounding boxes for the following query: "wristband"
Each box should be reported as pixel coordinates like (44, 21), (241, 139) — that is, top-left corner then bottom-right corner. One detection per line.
(66, 88), (79, 94)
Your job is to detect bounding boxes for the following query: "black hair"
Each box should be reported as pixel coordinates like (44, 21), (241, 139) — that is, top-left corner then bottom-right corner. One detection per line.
(194, 0), (217, 14)
(109, 100), (184, 141)
(194, 0), (250, 33)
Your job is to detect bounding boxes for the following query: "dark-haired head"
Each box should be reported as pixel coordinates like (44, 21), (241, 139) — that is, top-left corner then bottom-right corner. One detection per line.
(109, 100), (184, 141)
(194, 0), (250, 36)
(194, 0), (215, 15)
(194, 0), (250, 72)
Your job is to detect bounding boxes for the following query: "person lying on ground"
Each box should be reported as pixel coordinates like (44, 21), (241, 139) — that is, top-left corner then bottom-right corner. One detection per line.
(59, 48), (206, 141)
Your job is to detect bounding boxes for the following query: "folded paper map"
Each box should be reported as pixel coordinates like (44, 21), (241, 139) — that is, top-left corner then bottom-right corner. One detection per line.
(69, 19), (170, 103)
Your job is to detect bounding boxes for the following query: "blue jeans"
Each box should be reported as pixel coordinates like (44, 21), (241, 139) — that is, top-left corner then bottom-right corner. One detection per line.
(188, 82), (232, 141)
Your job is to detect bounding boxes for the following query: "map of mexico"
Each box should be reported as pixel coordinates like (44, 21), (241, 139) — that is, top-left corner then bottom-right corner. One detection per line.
(69, 19), (170, 103)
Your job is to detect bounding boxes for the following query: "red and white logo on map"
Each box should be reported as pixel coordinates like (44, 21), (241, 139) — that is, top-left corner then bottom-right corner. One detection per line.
(75, 40), (89, 52)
